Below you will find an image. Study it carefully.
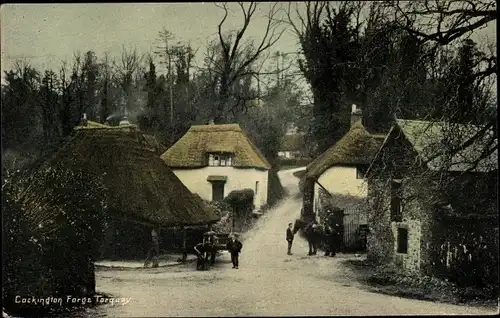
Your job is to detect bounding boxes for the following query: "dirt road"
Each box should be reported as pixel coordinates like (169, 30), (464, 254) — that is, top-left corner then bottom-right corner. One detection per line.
(90, 168), (497, 316)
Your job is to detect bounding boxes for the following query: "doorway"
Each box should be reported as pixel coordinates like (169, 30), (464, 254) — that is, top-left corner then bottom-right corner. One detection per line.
(212, 181), (225, 201)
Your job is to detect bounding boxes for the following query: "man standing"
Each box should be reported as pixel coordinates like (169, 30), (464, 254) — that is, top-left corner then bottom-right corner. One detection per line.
(286, 223), (294, 255)
(226, 234), (243, 269)
(144, 226), (160, 268)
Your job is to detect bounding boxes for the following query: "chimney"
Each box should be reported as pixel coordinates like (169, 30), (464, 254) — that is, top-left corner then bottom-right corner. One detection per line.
(351, 104), (362, 126)
(80, 113), (88, 126)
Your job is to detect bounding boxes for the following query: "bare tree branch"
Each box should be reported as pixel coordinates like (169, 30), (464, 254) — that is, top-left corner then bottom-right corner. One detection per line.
(209, 2), (286, 122)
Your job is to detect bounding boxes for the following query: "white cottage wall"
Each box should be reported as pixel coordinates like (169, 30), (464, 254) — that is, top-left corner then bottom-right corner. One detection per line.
(313, 166), (368, 212)
(173, 167), (269, 208)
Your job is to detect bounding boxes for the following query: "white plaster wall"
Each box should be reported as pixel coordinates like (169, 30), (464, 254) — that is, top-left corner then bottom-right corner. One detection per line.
(313, 165), (367, 213)
(278, 151), (291, 159)
(172, 167), (269, 208)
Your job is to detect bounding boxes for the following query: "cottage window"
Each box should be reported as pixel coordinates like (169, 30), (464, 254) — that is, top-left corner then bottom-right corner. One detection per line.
(356, 165), (368, 179)
(397, 227), (408, 254)
(208, 152), (234, 167)
(255, 181), (259, 196)
(390, 180), (402, 222)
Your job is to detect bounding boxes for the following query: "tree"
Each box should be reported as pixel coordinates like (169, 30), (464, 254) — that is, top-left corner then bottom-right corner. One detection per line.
(139, 56), (165, 135)
(434, 39), (492, 124)
(210, 2), (286, 123)
(99, 53), (112, 123)
(287, 1), (363, 155)
(391, 0), (497, 169)
(154, 28), (176, 127)
(58, 53), (86, 137)
(1, 61), (43, 158)
(114, 46), (144, 117)
(39, 70), (61, 147)
(81, 51), (100, 120)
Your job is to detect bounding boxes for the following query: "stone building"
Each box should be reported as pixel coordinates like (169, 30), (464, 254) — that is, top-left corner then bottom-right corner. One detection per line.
(365, 119), (498, 287)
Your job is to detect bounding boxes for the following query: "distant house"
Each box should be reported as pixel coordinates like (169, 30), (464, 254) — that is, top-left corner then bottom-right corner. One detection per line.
(278, 133), (307, 159)
(365, 119), (498, 287)
(3, 121), (220, 310)
(302, 106), (385, 251)
(161, 123), (271, 209)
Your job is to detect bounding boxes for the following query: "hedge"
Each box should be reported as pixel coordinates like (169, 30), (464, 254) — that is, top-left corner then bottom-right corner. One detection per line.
(277, 158), (312, 167)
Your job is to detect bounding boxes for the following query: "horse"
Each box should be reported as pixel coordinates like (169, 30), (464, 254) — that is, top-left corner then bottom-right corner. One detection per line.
(293, 219), (324, 256)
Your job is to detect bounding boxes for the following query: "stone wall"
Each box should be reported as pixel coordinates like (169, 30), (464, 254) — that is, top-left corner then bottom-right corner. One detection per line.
(366, 179), (394, 264)
(367, 176), (435, 272)
(391, 220), (421, 272)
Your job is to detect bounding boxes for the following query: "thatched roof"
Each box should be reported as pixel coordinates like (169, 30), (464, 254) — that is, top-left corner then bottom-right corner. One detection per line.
(18, 126), (220, 227)
(161, 123), (271, 170)
(305, 121), (385, 179)
(75, 122), (167, 153)
(280, 134), (306, 152)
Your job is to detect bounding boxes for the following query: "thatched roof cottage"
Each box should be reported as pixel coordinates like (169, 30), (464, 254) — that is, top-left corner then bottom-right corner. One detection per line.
(2, 122), (220, 312)
(62, 122), (219, 227)
(161, 123), (271, 209)
(301, 106), (384, 251)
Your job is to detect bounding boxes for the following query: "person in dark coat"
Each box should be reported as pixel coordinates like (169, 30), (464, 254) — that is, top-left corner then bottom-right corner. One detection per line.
(323, 225), (336, 257)
(286, 223), (294, 255)
(226, 234), (243, 269)
(206, 233), (218, 266)
(194, 241), (211, 270)
(144, 227), (160, 268)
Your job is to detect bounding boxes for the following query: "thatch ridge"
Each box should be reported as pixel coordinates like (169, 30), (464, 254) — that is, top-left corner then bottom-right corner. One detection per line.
(19, 128), (220, 228)
(305, 121), (385, 179)
(161, 123), (271, 170)
(74, 122), (137, 130)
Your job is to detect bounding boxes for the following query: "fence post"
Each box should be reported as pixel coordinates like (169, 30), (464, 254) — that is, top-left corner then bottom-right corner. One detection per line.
(181, 226), (187, 263)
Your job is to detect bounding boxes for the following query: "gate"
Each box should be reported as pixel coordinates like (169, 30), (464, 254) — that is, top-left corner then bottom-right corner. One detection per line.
(342, 208), (367, 253)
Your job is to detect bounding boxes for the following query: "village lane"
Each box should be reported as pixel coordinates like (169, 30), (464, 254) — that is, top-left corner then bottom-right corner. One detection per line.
(90, 168), (496, 317)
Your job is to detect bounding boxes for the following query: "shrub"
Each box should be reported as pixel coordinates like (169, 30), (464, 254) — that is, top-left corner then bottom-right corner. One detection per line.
(224, 189), (255, 232)
(224, 189), (254, 212)
(2, 166), (108, 315)
(210, 200), (232, 233)
(268, 168), (287, 206)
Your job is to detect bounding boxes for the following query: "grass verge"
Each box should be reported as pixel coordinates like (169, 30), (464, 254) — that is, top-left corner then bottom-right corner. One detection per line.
(342, 258), (498, 308)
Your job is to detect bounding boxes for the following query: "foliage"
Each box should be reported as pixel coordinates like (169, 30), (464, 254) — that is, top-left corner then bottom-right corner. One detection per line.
(277, 158), (312, 168)
(2, 165), (108, 313)
(267, 168), (287, 207)
(287, 1), (496, 158)
(368, 262), (498, 302)
(224, 189), (255, 209)
(208, 2), (285, 123)
(209, 200), (233, 234)
(288, 2), (362, 155)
